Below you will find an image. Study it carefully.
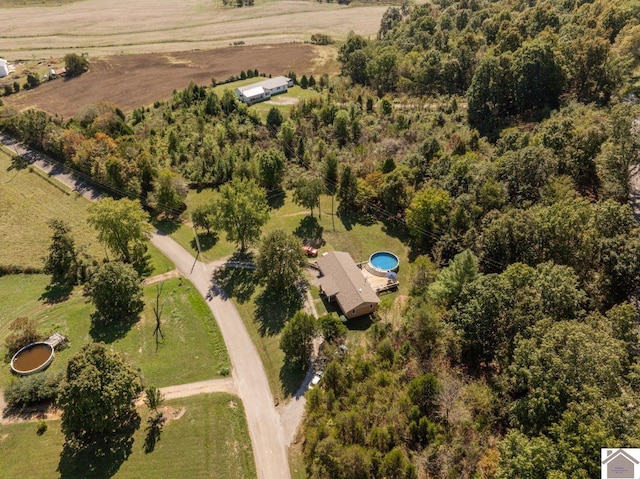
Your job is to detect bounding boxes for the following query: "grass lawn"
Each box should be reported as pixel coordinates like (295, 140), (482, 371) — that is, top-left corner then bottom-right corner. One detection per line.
(0, 276), (229, 389)
(0, 147), (173, 276)
(0, 148), (103, 269)
(0, 393), (256, 479)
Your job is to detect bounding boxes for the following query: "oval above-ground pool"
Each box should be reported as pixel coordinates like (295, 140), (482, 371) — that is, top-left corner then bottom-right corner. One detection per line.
(368, 251), (400, 273)
(10, 342), (55, 375)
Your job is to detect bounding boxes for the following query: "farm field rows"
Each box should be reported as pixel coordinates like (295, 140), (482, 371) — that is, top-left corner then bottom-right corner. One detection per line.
(0, 0), (387, 57)
(3, 44), (331, 118)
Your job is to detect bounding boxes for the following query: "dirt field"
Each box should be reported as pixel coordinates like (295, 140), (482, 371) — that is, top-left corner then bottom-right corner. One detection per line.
(0, 0), (387, 58)
(3, 44), (334, 118)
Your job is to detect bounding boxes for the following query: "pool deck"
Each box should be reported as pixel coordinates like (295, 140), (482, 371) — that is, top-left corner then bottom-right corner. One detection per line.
(357, 264), (397, 292)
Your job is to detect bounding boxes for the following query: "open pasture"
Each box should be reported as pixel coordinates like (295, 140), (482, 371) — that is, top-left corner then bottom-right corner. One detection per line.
(0, 0), (386, 57)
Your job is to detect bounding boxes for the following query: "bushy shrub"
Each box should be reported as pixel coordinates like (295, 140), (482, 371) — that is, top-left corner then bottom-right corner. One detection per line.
(36, 420), (48, 435)
(4, 372), (62, 407)
(4, 317), (44, 358)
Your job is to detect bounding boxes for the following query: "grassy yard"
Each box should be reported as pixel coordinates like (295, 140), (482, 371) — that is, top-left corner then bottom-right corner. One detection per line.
(201, 191), (409, 401)
(0, 275), (230, 388)
(0, 147), (174, 276)
(0, 393), (256, 479)
(0, 148), (103, 269)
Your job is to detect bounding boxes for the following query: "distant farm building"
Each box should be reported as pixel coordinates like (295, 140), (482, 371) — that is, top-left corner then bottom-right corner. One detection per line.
(0, 59), (9, 78)
(317, 251), (380, 319)
(235, 76), (293, 105)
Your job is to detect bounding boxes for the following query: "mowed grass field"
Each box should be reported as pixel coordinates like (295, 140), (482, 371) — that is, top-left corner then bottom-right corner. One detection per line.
(0, 148), (103, 270)
(0, 0), (387, 57)
(0, 276), (230, 389)
(0, 393), (256, 479)
(0, 147), (175, 274)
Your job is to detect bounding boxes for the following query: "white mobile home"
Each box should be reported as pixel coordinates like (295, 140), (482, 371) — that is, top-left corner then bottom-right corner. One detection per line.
(0, 59), (9, 78)
(235, 76), (294, 105)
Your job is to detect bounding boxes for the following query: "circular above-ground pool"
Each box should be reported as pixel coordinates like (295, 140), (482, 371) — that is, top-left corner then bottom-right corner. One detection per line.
(368, 251), (400, 273)
(10, 342), (54, 375)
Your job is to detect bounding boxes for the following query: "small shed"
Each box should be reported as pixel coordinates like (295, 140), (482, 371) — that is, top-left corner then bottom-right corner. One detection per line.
(0, 59), (9, 78)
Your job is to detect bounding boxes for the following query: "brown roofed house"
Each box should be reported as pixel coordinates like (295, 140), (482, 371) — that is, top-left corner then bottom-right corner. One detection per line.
(317, 251), (379, 319)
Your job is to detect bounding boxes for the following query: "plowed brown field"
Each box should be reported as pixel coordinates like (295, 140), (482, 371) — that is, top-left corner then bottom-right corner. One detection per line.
(4, 44), (332, 118)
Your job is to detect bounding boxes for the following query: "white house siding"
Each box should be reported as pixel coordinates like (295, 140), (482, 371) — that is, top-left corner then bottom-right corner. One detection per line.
(0, 59), (9, 78)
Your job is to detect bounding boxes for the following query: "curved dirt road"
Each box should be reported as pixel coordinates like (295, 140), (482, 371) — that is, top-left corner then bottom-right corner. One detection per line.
(0, 135), (292, 479)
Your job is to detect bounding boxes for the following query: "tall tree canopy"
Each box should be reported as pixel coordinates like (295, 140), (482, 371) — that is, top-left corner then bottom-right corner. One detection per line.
(212, 177), (269, 251)
(87, 197), (150, 271)
(58, 342), (142, 440)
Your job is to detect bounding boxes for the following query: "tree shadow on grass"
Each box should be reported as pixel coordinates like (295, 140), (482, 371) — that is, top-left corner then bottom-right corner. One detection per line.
(337, 210), (375, 232)
(267, 188), (286, 210)
(58, 415), (140, 479)
(190, 232), (218, 253)
(143, 415), (164, 454)
(39, 282), (73, 304)
(153, 218), (180, 235)
(89, 313), (139, 344)
(279, 361), (307, 398)
(254, 286), (304, 336)
(212, 265), (258, 304)
(293, 216), (325, 247)
(8, 154), (28, 171)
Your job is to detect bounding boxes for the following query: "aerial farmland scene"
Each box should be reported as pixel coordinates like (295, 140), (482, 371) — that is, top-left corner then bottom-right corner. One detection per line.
(1, 0), (640, 477)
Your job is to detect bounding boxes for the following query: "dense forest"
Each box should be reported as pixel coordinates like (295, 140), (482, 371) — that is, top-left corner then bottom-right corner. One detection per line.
(2, 0), (640, 476)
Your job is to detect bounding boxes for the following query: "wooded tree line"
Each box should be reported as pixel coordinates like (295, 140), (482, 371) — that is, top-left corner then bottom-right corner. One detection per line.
(1, 0), (640, 475)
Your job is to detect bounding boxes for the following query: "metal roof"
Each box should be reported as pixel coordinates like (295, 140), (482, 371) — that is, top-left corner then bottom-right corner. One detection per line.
(237, 76), (291, 94)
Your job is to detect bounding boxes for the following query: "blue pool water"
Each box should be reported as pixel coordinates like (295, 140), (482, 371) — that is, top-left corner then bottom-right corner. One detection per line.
(369, 252), (399, 272)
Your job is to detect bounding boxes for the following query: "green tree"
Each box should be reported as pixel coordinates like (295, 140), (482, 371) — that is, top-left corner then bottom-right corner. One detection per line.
(191, 202), (216, 234)
(64, 53), (89, 77)
(266, 107), (284, 132)
(428, 249), (480, 306)
(367, 47), (399, 92)
(333, 110), (350, 146)
(255, 229), (306, 290)
(257, 148), (286, 190)
(317, 314), (347, 344)
(323, 152), (339, 194)
(280, 311), (317, 368)
(87, 197), (150, 269)
(337, 165), (358, 212)
(86, 261), (144, 326)
(379, 448), (416, 479)
(26, 72), (40, 88)
(212, 178), (269, 251)
(293, 177), (325, 217)
(406, 185), (451, 246)
(58, 342), (142, 440)
(43, 219), (81, 286)
(508, 320), (625, 434)
(512, 39), (564, 112)
(407, 373), (441, 417)
(278, 120), (296, 159)
(153, 169), (186, 215)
